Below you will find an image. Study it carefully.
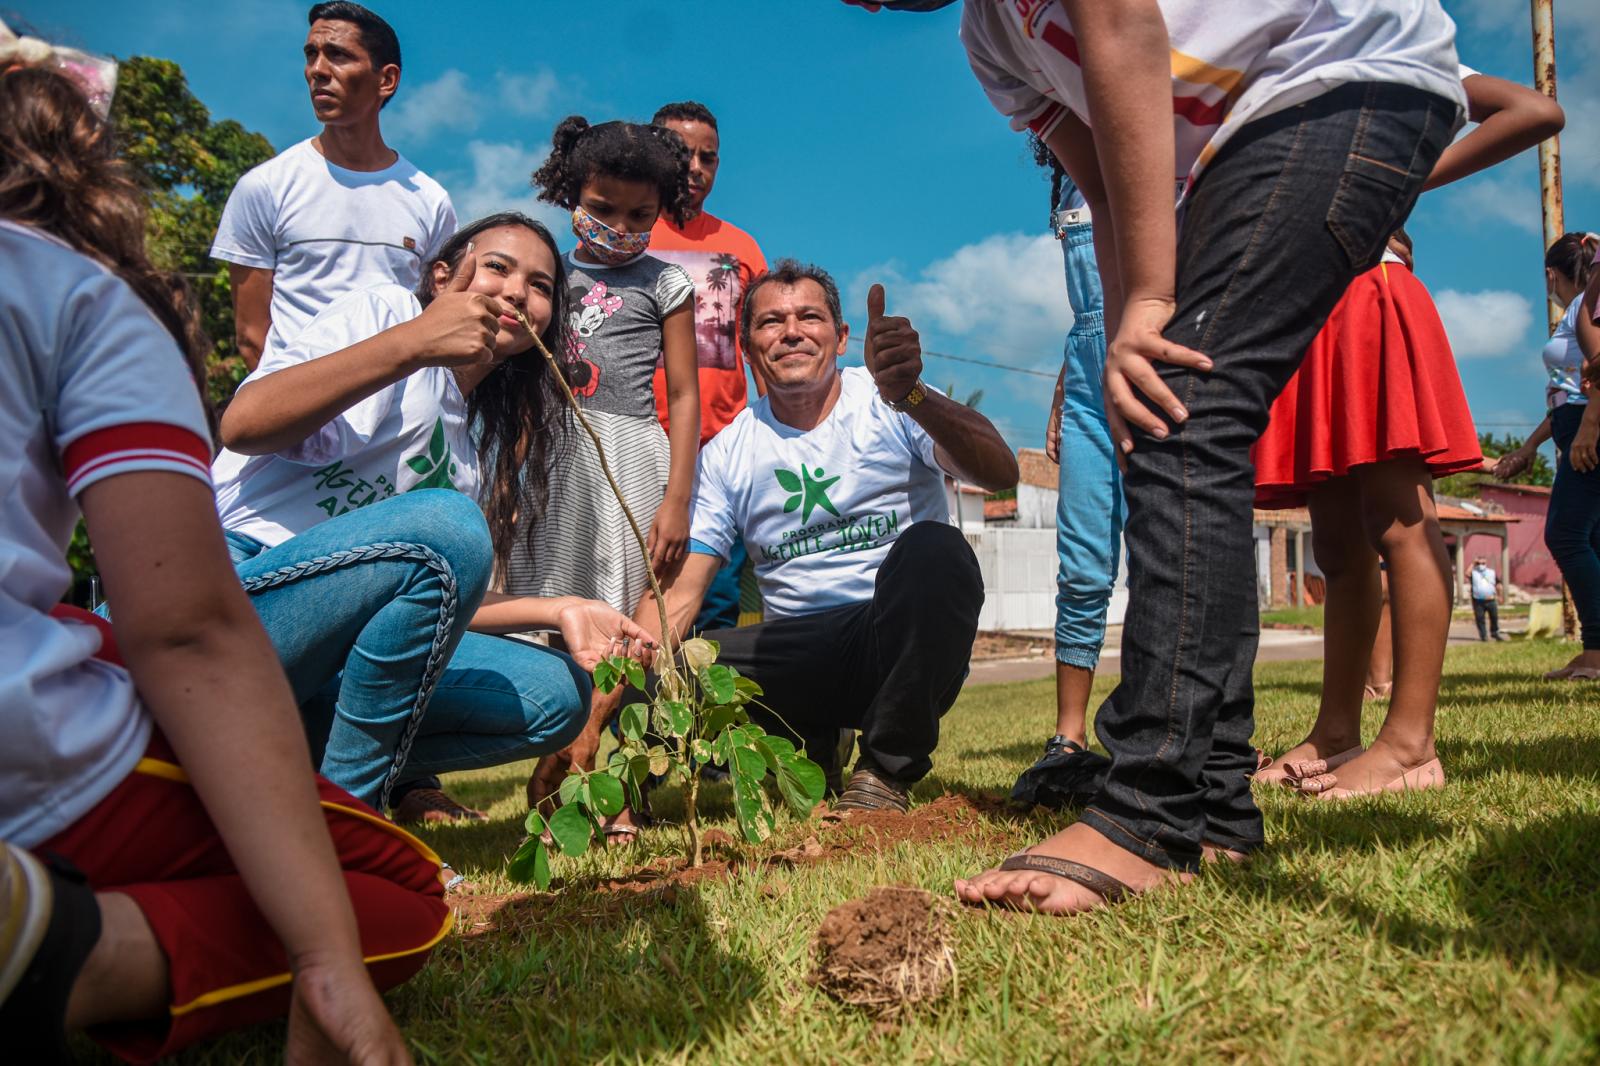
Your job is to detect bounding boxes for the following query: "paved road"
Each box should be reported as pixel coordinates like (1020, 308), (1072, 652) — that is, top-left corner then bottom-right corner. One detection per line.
(965, 620), (1505, 688)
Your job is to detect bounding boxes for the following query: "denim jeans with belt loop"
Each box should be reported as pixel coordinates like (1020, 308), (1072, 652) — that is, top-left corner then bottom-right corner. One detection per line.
(1079, 83), (1459, 871)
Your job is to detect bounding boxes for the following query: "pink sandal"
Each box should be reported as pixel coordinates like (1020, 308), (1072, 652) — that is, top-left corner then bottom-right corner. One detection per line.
(1295, 757), (1444, 799)
(1255, 745), (1363, 786)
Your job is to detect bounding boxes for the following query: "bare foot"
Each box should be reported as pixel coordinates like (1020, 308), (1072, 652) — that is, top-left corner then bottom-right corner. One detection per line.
(598, 807), (643, 848)
(1293, 739), (1437, 796)
(954, 822), (1183, 916)
(1200, 841), (1250, 865)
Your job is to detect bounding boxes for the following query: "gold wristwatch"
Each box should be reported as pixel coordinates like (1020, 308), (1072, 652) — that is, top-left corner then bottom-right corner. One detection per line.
(889, 379), (927, 413)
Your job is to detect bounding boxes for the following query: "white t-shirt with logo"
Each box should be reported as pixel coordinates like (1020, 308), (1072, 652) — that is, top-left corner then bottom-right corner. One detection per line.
(689, 367), (952, 618)
(1470, 566), (1498, 601)
(0, 221), (214, 847)
(211, 138), (456, 364)
(1544, 295), (1591, 410)
(213, 284), (478, 547)
(961, 0), (1466, 192)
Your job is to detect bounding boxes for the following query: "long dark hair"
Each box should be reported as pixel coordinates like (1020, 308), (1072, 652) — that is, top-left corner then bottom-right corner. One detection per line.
(0, 67), (211, 411)
(417, 212), (582, 567)
(531, 115), (693, 226)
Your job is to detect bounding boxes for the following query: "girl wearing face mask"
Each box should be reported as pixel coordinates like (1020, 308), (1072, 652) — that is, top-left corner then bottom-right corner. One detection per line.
(210, 213), (656, 829)
(508, 117), (699, 625)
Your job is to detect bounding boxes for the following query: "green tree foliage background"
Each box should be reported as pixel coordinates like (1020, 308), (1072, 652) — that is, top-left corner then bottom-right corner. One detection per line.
(67, 57), (273, 604)
(1435, 431), (1556, 499)
(111, 55), (274, 409)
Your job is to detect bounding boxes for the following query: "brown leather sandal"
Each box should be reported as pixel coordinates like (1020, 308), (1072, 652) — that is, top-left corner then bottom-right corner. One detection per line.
(992, 852), (1134, 904)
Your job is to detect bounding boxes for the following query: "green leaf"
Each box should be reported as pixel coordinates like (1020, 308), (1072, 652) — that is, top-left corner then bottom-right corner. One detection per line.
(690, 738), (713, 765)
(558, 774), (584, 808)
(701, 664), (737, 703)
(730, 782), (774, 843)
(761, 735), (797, 761)
(523, 809), (547, 836)
(753, 737), (782, 773)
(777, 757), (827, 813)
(619, 702), (649, 741)
(507, 835), (550, 889)
(783, 494), (801, 513)
(628, 753), (653, 785)
(647, 745), (672, 777)
(663, 701), (694, 737)
(774, 468), (802, 492)
(593, 659), (620, 693)
(704, 703), (738, 738)
(733, 675), (764, 698)
(623, 658), (646, 690)
(587, 772), (625, 816)
(733, 745), (768, 782)
(405, 454), (433, 476)
(428, 418), (448, 462)
(547, 803), (593, 857)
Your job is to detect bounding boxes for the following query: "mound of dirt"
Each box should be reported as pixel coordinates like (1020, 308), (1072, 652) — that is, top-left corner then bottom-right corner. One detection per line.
(810, 886), (955, 1016)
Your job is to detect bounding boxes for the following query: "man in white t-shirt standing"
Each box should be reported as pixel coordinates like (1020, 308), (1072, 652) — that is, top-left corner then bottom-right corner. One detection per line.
(1468, 557), (1506, 641)
(627, 260), (1018, 812)
(211, 2), (456, 372)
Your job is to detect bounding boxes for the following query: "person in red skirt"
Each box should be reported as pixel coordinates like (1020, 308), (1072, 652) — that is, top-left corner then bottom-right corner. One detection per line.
(0, 39), (444, 1063)
(1252, 232), (1476, 797)
(1249, 66), (1562, 799)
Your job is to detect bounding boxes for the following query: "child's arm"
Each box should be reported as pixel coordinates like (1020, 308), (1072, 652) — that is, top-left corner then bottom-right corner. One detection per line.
(471, 593), (657, 670)
(80, 471), (409, 1060)
(1423, 72), (1564, 191)
(650, 302), (700, 572)
(1058, 0), (1212, 458)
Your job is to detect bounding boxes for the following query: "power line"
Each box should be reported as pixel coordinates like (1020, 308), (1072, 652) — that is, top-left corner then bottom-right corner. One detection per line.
(845, 335), (1055, 378)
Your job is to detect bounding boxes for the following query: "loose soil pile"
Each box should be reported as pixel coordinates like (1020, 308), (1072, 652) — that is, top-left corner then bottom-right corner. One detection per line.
(810, 886), (955, 1016)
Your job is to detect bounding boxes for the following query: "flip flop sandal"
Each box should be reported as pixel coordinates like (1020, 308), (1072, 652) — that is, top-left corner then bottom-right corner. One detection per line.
(980, 851), (1135, 909)
(601, 822), (642, 847)
(1562, 668), (1600, 681)
(1362, 682), (1393, 701)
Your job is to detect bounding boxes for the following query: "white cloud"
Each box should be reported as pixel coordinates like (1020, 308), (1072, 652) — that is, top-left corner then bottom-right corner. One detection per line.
(848, 233), (1073, 373)
(443, 140), (571, 233)
(1434, 288), (1535, 358)
(386, 69), (560, 147)
(1443, 171), (1545, 234)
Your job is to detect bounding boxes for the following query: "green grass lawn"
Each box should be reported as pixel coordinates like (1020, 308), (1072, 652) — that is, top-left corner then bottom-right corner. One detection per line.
(146, 639), (1600, 1065)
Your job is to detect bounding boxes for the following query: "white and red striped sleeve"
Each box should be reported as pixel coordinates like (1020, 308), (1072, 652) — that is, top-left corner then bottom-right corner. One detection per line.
(52, 267), (215, 498)
(62, 421), (213, 497)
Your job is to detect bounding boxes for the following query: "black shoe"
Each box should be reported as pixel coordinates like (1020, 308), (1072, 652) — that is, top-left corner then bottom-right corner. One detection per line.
(833, 766), (911, 813)
(1009, 735), (1110, 810)
(1, 845), (102, 1064)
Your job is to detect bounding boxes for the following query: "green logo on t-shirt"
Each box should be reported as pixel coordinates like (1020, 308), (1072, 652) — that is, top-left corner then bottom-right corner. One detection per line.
(775, 464), (841, 523)
(406, 418), (459, 491)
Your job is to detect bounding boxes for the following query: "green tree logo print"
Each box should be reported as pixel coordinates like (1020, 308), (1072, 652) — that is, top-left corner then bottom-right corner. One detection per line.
(774, 464), (841, 523)
(406, 419), (459, 491)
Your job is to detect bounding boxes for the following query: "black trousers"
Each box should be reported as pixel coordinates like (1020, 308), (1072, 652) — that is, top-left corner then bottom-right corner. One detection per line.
(702, 522), (984, 783)
(1471, 597), (1500, 639)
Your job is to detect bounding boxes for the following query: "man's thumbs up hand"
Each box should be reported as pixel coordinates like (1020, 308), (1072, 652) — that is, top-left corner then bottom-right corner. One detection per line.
(862, 283), (922, 406)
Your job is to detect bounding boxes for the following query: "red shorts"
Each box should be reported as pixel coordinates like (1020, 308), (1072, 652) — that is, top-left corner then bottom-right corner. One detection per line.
(39, 737), (450, 1062)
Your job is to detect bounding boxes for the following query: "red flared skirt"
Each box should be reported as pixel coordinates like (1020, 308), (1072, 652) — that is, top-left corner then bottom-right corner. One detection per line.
(1253, 261), (1482, 509)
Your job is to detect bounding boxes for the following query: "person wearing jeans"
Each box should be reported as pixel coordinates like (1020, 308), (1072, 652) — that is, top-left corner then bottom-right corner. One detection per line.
(892, 0), (1467, 914)
(224, 490), (592, 811)
(1011, 178), (1123, 809)
(1546, 400), (1600, 661)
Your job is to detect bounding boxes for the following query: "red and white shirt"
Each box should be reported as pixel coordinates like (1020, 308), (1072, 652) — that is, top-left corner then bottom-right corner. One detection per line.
(960, 0), (1466, 194)
(0, 220), (213, 847)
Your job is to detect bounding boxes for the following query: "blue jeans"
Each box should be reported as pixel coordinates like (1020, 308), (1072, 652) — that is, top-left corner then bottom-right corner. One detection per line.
(1081, 83), (1457, 871)
(226, 491), (589, 810)
(1054, 218), (1123, 669)
(1548, 403), (1600, 649)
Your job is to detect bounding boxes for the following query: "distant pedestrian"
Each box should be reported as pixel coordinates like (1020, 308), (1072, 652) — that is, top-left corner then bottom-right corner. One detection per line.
(1468, 557), (1505, 641)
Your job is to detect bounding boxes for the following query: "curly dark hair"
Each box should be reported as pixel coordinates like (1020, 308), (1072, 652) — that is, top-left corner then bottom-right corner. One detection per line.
(1027, 130), (1073, 218)
(0, 67), (212, 422)
(651, 100), (717, 130)
(416, 212), (583, 567)
(531, 115), (693, 227)
(739, 258), (842, 354)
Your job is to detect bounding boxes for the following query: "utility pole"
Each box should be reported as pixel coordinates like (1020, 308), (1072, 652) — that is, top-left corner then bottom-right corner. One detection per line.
(1530, 0), (1576, 639)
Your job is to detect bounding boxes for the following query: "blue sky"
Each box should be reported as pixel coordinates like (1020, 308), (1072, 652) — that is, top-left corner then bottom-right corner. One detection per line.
(14, 0), (1600, 454)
